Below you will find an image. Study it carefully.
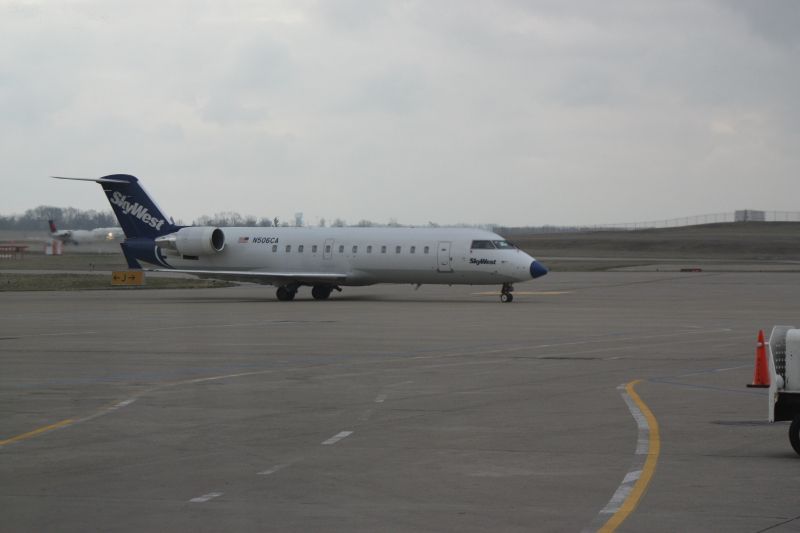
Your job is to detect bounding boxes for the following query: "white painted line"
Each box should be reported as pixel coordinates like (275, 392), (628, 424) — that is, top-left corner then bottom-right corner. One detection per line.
(258, 464), (289, 476)
(472, 290), (572, 296)
(322, 431), (353, 445)
(621, 469), (642, 484)
(375, 394), (387, 403)
(189, 492), (222, 503)
(713, 365), (750, 373)
(583, 381), (660, 533)
(112, 399), (136, 409)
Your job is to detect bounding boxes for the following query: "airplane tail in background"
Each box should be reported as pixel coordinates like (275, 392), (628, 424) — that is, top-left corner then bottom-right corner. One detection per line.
(48, 220), (57, 233)
(53, 175), (179, 240)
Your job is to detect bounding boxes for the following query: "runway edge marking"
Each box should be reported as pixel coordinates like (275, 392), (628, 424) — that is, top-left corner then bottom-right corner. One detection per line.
(584, 380), (661, 533)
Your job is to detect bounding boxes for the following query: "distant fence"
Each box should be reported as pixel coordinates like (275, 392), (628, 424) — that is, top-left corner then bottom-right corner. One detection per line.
(593, 210), (800, 231)
(496, 210), (800, 235)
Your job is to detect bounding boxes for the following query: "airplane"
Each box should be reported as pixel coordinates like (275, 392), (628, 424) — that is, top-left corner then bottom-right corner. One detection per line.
(48, 219), (124, 246)
(53, 174), (548, 302)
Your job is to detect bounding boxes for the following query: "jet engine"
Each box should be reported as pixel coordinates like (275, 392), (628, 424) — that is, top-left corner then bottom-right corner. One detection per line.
(155, 227), (225, 256)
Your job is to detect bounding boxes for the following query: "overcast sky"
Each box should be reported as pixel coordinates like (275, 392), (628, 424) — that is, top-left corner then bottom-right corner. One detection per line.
(1, 1), (798, 226)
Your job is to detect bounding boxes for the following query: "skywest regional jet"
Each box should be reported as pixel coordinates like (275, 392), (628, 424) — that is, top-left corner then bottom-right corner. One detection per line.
(54, 175), (548, 302)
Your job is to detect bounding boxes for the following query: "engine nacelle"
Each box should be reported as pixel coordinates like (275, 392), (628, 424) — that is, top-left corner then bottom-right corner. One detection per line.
(155, 227), (225, 256)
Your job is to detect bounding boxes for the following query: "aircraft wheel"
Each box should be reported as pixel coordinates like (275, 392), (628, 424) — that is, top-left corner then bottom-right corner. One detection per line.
(790, 416), (800, 456)
(311, 285), (332, 300)
(276, 286), (296, 301)
(500, 293), (513, 303)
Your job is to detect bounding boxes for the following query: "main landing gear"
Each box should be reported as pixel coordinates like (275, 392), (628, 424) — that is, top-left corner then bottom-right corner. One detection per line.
(276, 285), (297, 301)
(276, 284), (342, 301)
(500, 283), (514, 303)
(312, 284), (341, 300)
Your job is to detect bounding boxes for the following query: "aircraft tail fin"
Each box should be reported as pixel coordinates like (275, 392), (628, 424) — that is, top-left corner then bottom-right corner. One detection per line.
(52, 175), (179, 239)
(48, 220), (57, 233)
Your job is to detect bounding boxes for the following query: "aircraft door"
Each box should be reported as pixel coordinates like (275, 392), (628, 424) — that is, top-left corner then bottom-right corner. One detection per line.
(437, 241), (453, 272)
(323, 238), (334, 260)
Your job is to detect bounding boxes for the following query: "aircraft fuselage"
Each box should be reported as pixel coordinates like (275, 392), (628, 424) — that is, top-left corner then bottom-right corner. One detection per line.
(153, 226), (537, 286)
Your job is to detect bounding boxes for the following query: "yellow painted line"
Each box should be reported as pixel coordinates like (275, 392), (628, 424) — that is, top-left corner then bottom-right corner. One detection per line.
(472, 290), (572, 296)
(599, 380), (661, 533)
(0, 418), (75, 447)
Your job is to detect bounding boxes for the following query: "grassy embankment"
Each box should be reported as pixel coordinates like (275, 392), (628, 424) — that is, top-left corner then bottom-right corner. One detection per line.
(0, 252), (234, 291)
(0, 274), (234, 291)
(508, 222), (800, 271)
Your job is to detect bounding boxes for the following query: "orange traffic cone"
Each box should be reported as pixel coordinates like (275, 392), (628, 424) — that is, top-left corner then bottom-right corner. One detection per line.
(747, 329), (770, 388)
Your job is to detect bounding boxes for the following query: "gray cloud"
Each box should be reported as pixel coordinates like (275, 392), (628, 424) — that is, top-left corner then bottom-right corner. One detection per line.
(724, 0), (800, 48)
(1, 0), (798, 226)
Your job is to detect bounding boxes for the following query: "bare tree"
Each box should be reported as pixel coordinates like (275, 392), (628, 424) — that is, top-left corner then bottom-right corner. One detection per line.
(0, 205), (117, 230)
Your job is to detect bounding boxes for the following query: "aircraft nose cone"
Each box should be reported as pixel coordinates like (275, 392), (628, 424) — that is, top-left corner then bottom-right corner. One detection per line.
(530, 260), (548, 279)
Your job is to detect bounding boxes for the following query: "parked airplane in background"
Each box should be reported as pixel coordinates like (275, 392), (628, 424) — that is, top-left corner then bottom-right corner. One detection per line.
(48, 220), (123, 246)
(53, 174), (547, 302)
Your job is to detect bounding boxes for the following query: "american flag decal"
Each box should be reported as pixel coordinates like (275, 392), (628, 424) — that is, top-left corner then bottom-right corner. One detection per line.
(238, 236), (250, 244)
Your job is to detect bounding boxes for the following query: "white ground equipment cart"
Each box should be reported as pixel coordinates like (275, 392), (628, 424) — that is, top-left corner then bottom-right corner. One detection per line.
(767, 326), (800, 455)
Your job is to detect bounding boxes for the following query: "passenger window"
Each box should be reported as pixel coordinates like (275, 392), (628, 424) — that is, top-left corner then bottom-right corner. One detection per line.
(272, 244), (277, 252)
(395, 245), (401, 254)
(381, 245), (387, 254)
(352, 245), (358, 253)
(325, 245), (331, 253)
(312, 245), (318, 253)
(470, 240), (496, 250)
(410, 246), (416, 254)
(367, 245), (372, 253)
(338, 245), (344, 253)
(298, 245), (304, 253)
(285, 245), (291, 253)
(424, 246), (429, 254)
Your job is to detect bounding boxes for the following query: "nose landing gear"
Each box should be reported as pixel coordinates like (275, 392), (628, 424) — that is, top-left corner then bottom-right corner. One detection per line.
(500, 283), (514, 303)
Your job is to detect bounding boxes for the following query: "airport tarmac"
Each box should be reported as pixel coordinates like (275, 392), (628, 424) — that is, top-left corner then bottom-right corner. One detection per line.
(1, 272), (799, 532)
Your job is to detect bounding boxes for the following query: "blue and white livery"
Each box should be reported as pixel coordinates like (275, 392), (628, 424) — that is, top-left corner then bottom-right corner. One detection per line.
(54, 174), (547, 302)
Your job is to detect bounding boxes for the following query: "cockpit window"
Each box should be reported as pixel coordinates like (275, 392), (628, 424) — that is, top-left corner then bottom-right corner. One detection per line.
(470, 240), (496, 250)
(492, 240), (516, 249)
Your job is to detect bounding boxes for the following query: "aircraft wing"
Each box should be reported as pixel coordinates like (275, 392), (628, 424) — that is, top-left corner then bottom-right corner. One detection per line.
(147, 268), (349, 285)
